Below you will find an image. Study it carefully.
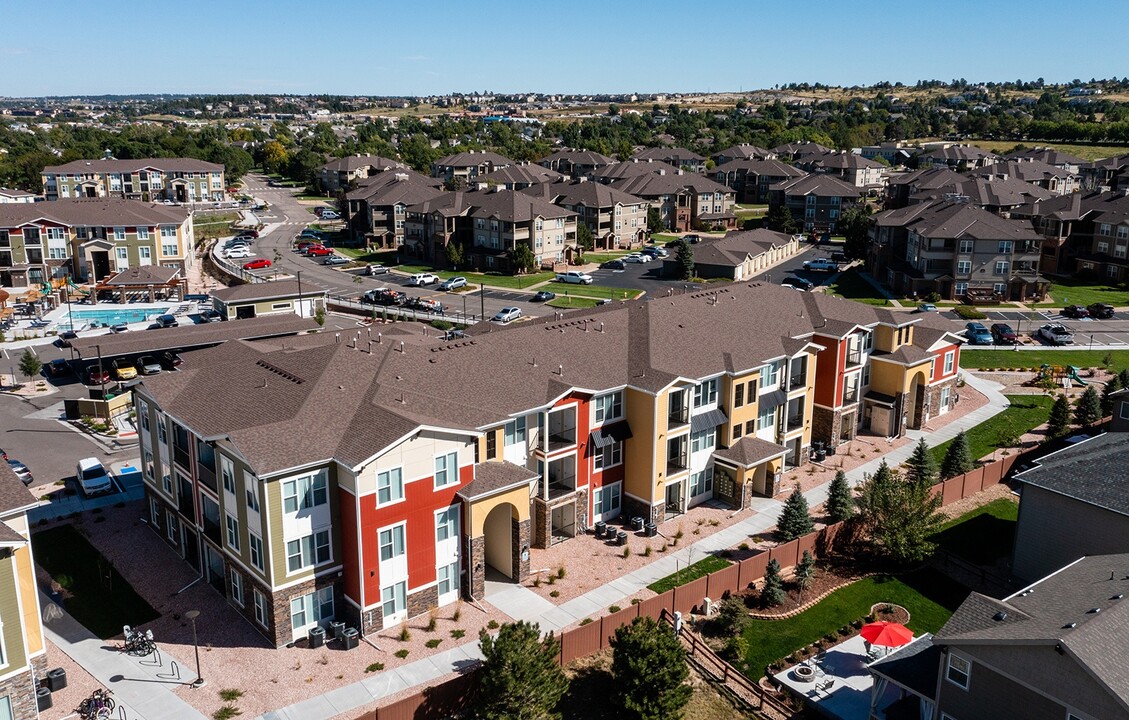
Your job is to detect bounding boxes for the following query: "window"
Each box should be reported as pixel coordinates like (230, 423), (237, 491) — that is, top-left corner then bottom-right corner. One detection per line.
(162, 242), (178, 257)
(594, 442), (623, 471)
(1099, 223), (1111, 236)
(733, 425), (742, 440)
(997, 241), (1013, 254)
(1120, 402), (1129, 421)
(747, 380), (757, 404)
(733, 383), (744, 408)
(290, 587), (334, 630)
(138, 227), (149, 240)
(944, 350), (955, 375)
(282, 472), (328, 513)
(379, 525), (405, 562)
(114, 227), (126, 241)
(690, 467), (714, 497)
(940, 386), (950, 412)
(149, 497), (160, 525)
(434, 452), (459, 488)
(253, 589), (269, 627)
(593, 391), (623, 423)
(246, 476), (260, 513)
(230, 570), (244, 607)
(693, 378), (718, 407)
(286, 529), (331, 572)
(958, 240), (974, 254)
(1097, 241), (1110, 254)
(757, 404), (775, 431)
(946, 653), (970, 689)
(381, 581), (406, 619)
(486, 432), (497, 460)
(957, 260), (972, 275)
(220, 456), (235, 494)
(436, 507), (459, 543)
(377, 468), (403, 505)
(994, 261), (1009, 276)
(762, 362), (780, 388)
(690, 427), (716, 454)
(437, 561), (459, 596)
(225, 514), (240, 551)
(594, 483), (621, 516)
(504, 416), (527, 445)
(166, 511), (177, 542)
(249, 533), (264, 572)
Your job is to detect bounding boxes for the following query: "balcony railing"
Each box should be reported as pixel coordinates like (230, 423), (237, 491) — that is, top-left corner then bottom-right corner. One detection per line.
(846, 351), (863, 368)
(843, 387), (860, 404)
(202, 517), (222, 545)
(666, 457), (689, 476)
(197, 465), (217, 494)
(546, 433), (576, 453)
(789, 374), (806, 390)
(668, 406), (689, 426)
(787, 415), (803, 430)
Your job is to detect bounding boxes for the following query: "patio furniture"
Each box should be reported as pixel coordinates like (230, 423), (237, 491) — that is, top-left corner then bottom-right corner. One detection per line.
(861, 621), (913, 649)
(793, 664), (816, 683)
(816, 679), (835, 694)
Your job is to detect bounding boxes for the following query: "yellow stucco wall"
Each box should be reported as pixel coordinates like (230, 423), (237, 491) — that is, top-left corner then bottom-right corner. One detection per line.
(624, 387), (658, 506)
(465, 484), (531, 537)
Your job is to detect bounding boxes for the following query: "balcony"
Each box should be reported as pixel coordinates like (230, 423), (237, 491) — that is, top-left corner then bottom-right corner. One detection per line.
(668, 391), (689, 427)
(789, 373), (806, 390)
(843, 386), (860, 404)
(546, 408), (577, 453)
(540, 456), (576, 501)
(787, 415), (804, 430)
(845, 350), (863, 368)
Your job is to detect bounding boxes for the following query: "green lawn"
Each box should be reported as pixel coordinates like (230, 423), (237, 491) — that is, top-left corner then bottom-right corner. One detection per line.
(968, 139), (1129, 163)
(547, 296), (602, 309)
(1044, 276), (1129, 307)
(825, 268), (890, 306)
(931, 499), (1018, 565)
(647, 555), (732, 594)
(739, 569), (968, 677)
(930, 394), (1054, 464)
(395, 265), (556, 289)
(652, 233), (679, 245)
(538, 282), (641, 300)
(960, 349), (1129, 371)
(32, 525), (160, 639)
(581, 251), (631, 265)
(335, 248), (399, 264)
(295, 194), (330, 201)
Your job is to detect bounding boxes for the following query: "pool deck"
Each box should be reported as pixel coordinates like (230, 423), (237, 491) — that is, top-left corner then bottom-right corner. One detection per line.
(773, 635), (892, 720)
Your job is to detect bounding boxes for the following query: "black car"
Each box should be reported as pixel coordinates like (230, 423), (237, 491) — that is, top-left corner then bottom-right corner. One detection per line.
(160, 351), (183, 370)
(198, 309), (224, 323)
(1062, 305), (1090, 319)
(601, 259), (626, 270)
(1087, 303), (1115, 319)
(45, 358), (72, 377)
(532, 291), (556, 302)
(58, 330), (78, 347)
(781, 276), (815, 291)
(990, 323), (1018, 345)
(154, 314), (179, 328)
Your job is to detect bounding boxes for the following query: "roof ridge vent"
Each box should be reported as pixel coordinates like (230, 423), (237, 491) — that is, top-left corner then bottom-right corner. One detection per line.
(254, 359), (304, 385)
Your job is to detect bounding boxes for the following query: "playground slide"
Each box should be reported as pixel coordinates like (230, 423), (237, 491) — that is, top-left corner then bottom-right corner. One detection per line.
(1066, 366), (1088, 385)
(67, 279), (91, 297)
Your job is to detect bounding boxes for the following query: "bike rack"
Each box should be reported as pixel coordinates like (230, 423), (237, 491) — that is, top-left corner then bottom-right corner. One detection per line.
(156, 660), (180, 681)
(139, 647), (162, 667)
(118, 706), (129, 720)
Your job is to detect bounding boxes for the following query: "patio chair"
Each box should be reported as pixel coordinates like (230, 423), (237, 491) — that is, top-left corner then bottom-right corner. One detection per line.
(816, 679), (835, 694)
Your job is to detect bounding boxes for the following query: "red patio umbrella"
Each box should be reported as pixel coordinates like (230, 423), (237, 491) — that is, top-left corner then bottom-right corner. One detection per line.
(860, 621), (914, 648)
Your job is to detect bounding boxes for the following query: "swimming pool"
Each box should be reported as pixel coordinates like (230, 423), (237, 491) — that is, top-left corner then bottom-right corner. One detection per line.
(55, 305), (171, 329)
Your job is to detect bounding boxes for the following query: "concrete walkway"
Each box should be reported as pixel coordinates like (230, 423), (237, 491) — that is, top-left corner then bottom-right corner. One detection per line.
(255, 372), (1012, 720)
(41, 593), (206, 719)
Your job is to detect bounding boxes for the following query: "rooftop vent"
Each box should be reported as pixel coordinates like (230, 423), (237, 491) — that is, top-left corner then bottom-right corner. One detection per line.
(1063, 622), (1077, 629)
(1088, 607), (1102, 614)
(993, 611), (1008, 622)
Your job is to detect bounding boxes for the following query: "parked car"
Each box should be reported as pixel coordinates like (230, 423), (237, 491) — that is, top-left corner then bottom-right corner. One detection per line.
(299, 229), (322, 239)
(155, 314), (179, 328)
(408, 298), (444, 314)
(239, 229), (260, 239)
(320, 211), (340, 220)
(363, 263), (389, 276)
(407, 273), (439, 286)
(109, 323), (129, 334)
(964, 322), (993, 345)
(1087, 303), (1115, 319)
(555, 270), (594, 284)
(136, 355), (162, 375)
(85, 364), (110, 386)
(58, 330), (78, 347)
(439, 276), (467, 291)
(243, 259), (272, 270)
(532, 290), (556, 302)
(305, 245), (332, 257)
(683, 234), (702, 244)
(160, 351), (183, 370)
(233, 233), (256, 242)
(491, 307), (522, 323)
(76, 457), (113, 496)
(990, 323), (1018, 345)
(112, 358), (137, 380)
(802, 258), (840, 272)
(199, 309), (224, 323)
(601, 259), (626, 270)
(1037, 323), (1075, 345)
(322, 255), (350, 266)
(1062, 304), (1090, 319)
(45, 358), (71, 377)
(641, 246), (669, 258)
(443, 329), (468, 341)
(296, 241), (318, 252)
(361, 288), (406, 306)
(6, 459), (31, 486)
(623, 253), (652, 263)
(224, 247), (253, 259)
(781, 276), (815, 291)
(915, 303), (938, 313)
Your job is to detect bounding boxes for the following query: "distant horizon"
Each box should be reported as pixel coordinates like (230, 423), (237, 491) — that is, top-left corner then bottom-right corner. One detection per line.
(1, 0), (1124, 97)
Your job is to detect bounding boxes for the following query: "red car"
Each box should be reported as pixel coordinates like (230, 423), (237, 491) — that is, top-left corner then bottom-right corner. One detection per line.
(86, 365), (110, 386)
(306, 245), (331, 257)
(240, 229), (260, 239)
(243, 258), (272, 270)
(296, 241), (317, 252)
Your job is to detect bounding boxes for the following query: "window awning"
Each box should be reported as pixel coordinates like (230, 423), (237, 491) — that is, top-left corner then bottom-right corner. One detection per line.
(690, 407), (728, 433)
(588, 421), (632, 450)
(761, 389), (787, 409)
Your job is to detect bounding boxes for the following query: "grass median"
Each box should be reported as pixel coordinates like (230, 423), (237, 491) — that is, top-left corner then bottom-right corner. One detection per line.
(930, 394), (1054, 464)
(538, 282), (641, 300)
(647, 555), (732, 594)
(395, 266), (556, 289)
(960, 349), (1129, 370)
(825, 268), (890, 306)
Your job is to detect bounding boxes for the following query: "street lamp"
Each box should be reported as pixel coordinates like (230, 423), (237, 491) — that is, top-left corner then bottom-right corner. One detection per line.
(185, 609), (205, 688)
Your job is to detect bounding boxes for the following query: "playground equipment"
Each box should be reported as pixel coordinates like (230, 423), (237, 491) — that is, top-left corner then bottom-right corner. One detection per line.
(1034, 364), (1088, 385)
(66, 278), (91, 298)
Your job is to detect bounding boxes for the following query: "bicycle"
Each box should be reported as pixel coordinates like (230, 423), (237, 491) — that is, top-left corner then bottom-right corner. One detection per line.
(78, 688), (115, 720)
(121, 625), (156, 656)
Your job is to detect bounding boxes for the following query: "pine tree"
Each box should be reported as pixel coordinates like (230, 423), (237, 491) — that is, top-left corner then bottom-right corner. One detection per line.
(444, 240), (464, 269)
(476, 621), (569, 720)
(940, 431), (975, 479)
(794, 550), (816, 602)
(855, 460), (944, 565)
(674, 239), (694, 280)
(760, 558), (786, 608)
(777, 484), (814, 540)
(1101, 375), (1122, 418)
(826, 470), (855, 523)
(646, 206), (665, 234)
(1120, 368), (1129, 390)
(1073, 385), (1101, 428)
(904, 437), (938, 489)
(610, 616), (692, 720)
(1047, 394), (1072, 439)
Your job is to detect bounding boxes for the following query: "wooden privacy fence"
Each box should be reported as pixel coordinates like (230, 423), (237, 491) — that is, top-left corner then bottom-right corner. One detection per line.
(357, 453), (1020, 719)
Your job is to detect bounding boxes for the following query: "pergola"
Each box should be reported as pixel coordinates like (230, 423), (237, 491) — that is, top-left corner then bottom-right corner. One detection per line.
(94, 265), (186, 304)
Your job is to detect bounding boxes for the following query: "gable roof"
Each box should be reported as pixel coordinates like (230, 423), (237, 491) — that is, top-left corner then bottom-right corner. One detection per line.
(406, 188), (574, 223)
(474, 164), (564, 186)
(971, 159), (1076, 184)
(434, 150), (514, 168)
(525, 180), (646, 209)
(772, 173), (862, 198)
(320, 155), (404, 173)
(593, 159), (691, 182)
(911, 176), (1055, 208)
(886, 166), (967, 190)
(688, 228), (798, 268)
(713, 144), (774, 161)
(922, 145), (999, 163)
(1014, 432), (1129, 517)
(609, 171), (731, 197)
(345, 171), (445, 206)
(873, 200), (1041, 241)
(0, 198), (189, 228)
(713, 158), (805, 179)
(43, 157), (223, 174)
(1005, 147), (1087, 167)
(539, 148), (614, 167)
(631, 146), (706, 165)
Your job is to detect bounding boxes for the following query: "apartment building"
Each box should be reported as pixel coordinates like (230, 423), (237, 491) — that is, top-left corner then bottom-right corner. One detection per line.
(771, 141), (833, 162)
(403, 188), (578, 270)
(132, 283), (961, 647)
(0, 199), (194, 288)
(885, 167), (967, 209)
(344, 170), (444, 250)
(318, 155), (405, 194)
(430, 150), (514, 185)
(1018, 190), (1129, 281)
(969, 159), (1080, 195)
(630, 147), (707, 174)
(526, 180), (648, 249)
(1079, 153), (1129, 191)
(470, 164), (564, 191)
(870, 200), (1045, 301)
(767, 174), (861, 234)
(0, 463), (46, 720)
(1005, 147), (1086, 174)
(42, 157), (225, 203)
(919, 144), (999, 171)
(609, 171), (736, 232)
(910, 176), (1056, 217)
(712, 159), (805, 204)
(711, 144), (776, 166)
(0, 189), (36, 205)
(538, 148), (614, 178)
(794, 151), (887, 189)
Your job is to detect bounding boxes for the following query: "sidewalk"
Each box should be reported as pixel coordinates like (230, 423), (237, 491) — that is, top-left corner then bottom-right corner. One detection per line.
(256, 372), (1011, 720)
(41, 593), (206, 720)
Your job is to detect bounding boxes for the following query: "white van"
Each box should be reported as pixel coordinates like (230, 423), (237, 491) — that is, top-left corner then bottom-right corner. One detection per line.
(76, 458), (113, 496)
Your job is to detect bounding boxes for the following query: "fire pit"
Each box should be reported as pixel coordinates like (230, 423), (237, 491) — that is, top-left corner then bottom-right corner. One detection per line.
(793, 664), (816, 682)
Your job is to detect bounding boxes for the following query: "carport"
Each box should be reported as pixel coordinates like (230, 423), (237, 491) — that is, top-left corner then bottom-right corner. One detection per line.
(94, 265), (186, 304)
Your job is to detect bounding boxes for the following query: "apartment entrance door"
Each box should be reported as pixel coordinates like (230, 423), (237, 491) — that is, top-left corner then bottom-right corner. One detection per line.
(665, 481), (683, 518)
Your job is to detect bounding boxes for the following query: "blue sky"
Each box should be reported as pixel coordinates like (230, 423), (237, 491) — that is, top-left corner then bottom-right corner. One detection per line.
(0, 0), (1121, 97)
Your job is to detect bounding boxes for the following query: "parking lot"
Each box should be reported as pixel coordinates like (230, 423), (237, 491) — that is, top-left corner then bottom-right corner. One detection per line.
(944, 307), (1129, 348)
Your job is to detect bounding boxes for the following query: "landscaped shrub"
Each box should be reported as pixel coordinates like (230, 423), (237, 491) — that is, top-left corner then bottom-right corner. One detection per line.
(952, 305), (988, 320)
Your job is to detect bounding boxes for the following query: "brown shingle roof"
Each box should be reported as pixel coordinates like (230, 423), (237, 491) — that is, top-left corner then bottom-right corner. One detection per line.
(44, 157), (224, 174)
(772, 173), (861, 199)
(459, 462), (539, 501)
(0, 462), (37, 516)
(211, 280), (323, 303)
(435, 150), (514, 168)
(0, 198), (188, 228)
(103, 265), (180, 286)
(320, 155), (404, 173)
(713, 437), (789, 467)
(69, 315), (319, 360)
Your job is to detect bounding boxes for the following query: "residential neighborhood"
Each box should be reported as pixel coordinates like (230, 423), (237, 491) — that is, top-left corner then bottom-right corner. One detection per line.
(2, 5), (1129, 719)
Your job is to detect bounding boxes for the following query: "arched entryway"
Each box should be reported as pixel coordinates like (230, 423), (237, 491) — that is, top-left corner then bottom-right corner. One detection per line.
(904, 371), (927, 432)
(483, 502), (517, 580)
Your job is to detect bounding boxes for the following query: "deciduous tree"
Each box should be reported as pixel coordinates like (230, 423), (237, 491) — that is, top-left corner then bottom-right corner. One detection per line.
(18, 348), (41, 381)
(855, 460), (943, 565)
